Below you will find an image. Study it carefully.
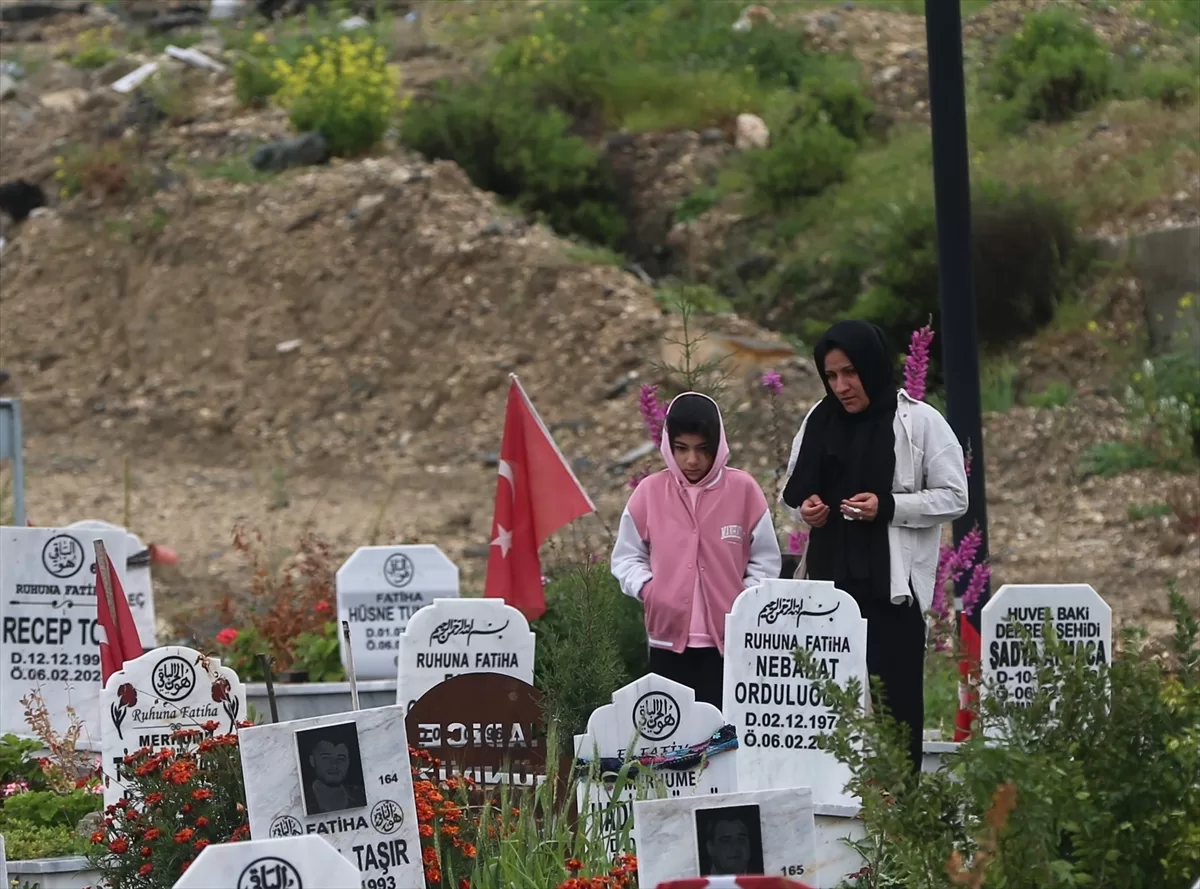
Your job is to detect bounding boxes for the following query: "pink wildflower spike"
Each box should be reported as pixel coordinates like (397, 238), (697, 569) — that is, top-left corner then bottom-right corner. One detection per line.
(629, 469), (650, 490)
(964, 441), (974, 478)
(786, 528), (809, 554)
(903, 317), (935, 401)
(961, 561), (991, 617)
(951, 526), (983, 583)
(639, 384), (667, 447)
(760, 370), (783, 395)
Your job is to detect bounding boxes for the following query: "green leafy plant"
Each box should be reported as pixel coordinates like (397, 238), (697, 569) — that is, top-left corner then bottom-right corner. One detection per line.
(801, 583), (1200, 888)
(402, 82), (626, 248)
(748, 118), (856, 209)
(233, 31), (284, 107)
(273, 33), (400, 157)
(1, 821), (90, 860)
(289, 621), (345, 682)
(986, 7), (1114, 124)
(0, 733), (49, 790)
(1, 788), (101, 831)
(535, 560), (648, 751)
(1135, 61), (1199, 108)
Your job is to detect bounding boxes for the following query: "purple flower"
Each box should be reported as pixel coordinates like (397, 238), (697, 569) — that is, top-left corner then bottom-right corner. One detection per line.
(934, 524), (983, 601)
(961, 561), (991, 617)
(760, 370), (783, 395)
(786, 528), (809, 554)
(903, 320), (935, 401)
(639, 384), (667, 447)
(964, 442), (973, 479)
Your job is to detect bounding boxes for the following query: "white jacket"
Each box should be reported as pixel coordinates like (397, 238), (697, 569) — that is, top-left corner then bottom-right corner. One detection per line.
(781, 389), (969, 614)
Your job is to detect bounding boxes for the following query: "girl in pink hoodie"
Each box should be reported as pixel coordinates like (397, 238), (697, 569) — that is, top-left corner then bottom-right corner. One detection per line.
(610, 392), (782, 709)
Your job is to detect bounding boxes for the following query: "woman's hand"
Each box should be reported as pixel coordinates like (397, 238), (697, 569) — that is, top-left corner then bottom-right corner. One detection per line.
(842, 493), (879, 521)
(800, 495), (830, 528)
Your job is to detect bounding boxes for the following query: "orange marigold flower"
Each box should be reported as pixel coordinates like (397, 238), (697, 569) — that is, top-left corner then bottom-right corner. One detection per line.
(182, 803), (193, 814)
(195, 816), (209, 828)
(138, 863), (153, 877)
(424, 867), (442, 885)
(194, 839), (210, 853)
(202, 720), (220, 733)
(145, 792), (164, 806)
(144, 828), (161, 841)
(174, 828), (195, 844)
(192, 788), (213, 801)
(109, 838), (128, 854)
(89, 831), (104, 844)
(422, 846), (439, 866)
(461, 843), (477, 859)
(566, 858), (583, 873)
(141, 846), (152, 858)
(440, 824), (460, 837)
(180, 859), (193, 873)
(418, 824), (433, 838)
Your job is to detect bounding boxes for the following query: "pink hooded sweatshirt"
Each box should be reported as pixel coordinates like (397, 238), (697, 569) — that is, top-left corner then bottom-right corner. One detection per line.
(610, 392), (782, 655)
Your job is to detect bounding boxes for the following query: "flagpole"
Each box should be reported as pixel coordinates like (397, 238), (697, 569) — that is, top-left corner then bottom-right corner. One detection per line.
(94, 539), (118, 625)
(341, 620), (361, 711)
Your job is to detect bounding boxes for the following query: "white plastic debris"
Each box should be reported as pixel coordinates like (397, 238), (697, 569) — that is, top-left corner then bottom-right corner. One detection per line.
(340, 15), (369, 30)
(276, 339), (303, 354)
(209, 0), (247, 20)
(111, 62), (159, 94)
(166, 45), (226, 74)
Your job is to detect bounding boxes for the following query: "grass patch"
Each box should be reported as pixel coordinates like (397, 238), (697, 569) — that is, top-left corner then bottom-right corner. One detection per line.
(563, 244), (624, 267)
(1078, 440), (1188, 477)
(654, 283), (732, 315)
(853, 0), (995, 15)
(980, 359), (1019, 414)
(1128, 502), (1172, 521)
(1024, 382), (1074, 409)
(195, 156), (279, 184)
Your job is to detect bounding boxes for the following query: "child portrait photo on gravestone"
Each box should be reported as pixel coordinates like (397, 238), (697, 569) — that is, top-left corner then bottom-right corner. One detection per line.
(295, 721), (368, 816)
(781, 320), (969, 772)
(611, 391), (782, 710)
(695, 804), (765, 877)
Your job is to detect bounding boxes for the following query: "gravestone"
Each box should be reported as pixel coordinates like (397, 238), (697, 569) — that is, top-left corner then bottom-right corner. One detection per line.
(101, 645), (247, 808)
(0, 525), (128, 750)
(0, 833), (7, 889)
(574, 673), (738, 857)
(980, 583), (1112, 726)
(723, 579), (867, 809)
(633, 787), (817, 888)
(239, 705), (422, 888)
(69, 519), (158, 648)
(172, 834), (360, 889)
(336, 545), (459, 680)
(406, 672), (553, 794)
(396, 597), (535, 712)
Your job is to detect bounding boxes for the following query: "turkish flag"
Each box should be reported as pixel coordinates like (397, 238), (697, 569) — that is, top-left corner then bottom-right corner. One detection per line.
(94, 539), (145, 684)
(484, 376), (595, 621)
(954, 611), (982, 741)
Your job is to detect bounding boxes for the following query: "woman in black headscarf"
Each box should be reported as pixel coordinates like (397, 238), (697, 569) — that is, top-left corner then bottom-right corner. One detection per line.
(781, 320), (969, 772)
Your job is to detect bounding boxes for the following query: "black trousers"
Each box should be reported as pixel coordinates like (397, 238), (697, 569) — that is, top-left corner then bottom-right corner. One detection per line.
(649, 646), (725, 712)
(859, 596), (927, 774)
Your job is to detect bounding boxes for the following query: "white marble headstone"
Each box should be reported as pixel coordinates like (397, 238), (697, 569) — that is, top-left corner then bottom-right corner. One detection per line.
(239, 705), (422, 888)
(980, 583), (1112, 730)
(0, 832), (7, 889)
(396, 597), (535, 712)
(723, 579), (867, 809)
(101, 645), (247, 808)
(172, 834), (360, 889)
(0, 525), (129, 750)
(68, 520), (158, 648)
(336, 545), (460, 680)
(633, 787), (817, 888)
(574, 673), (737, 857)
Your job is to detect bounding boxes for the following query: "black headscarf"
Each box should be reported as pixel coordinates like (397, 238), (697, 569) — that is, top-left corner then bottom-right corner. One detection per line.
(782, 321), (898, 604)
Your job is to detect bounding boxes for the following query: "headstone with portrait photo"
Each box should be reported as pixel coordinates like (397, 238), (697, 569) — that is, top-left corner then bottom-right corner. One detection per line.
(574, 673), (738, 858)
(633, 787), (817, 888)
(68, 520), (158, 648)
(0, 525), (129, 750)
(396, 597), (535, 713)
(980, 583), (1112, 734)
(336, 545), (460, 681)
(722, 579), (868, 809)
(239, 705), (422, 888)
(101, 645), (247, 808)
(172, 834), (360, 889)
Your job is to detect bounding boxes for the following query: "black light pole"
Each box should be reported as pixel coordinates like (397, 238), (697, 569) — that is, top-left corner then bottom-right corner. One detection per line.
(924, 0), (990, 611)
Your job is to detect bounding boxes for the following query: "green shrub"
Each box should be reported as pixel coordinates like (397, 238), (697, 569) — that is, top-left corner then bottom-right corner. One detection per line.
(273, 33), (399, 157)
(1136, 62), (1199, 108)
(748, 119), (856, 209)
(793, 76), (875, 144)
(0, 821), (89, 860)
(402, 82), (626, 248)
(848, 180), (1086, 357)
(809, 584), (1200, 888)
(987, 8), (1114, 123)
(534, 561), (648, 750)
(233, 32), (284, 108)
(0, 788), (101, 830)
(1123, 346), (1200, 462)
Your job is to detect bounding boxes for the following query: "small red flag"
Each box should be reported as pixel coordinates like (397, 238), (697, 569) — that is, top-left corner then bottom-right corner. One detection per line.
(484, 376), (595, 621)
(954, 612), (982, 741)
(94, 539), (145, 684)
